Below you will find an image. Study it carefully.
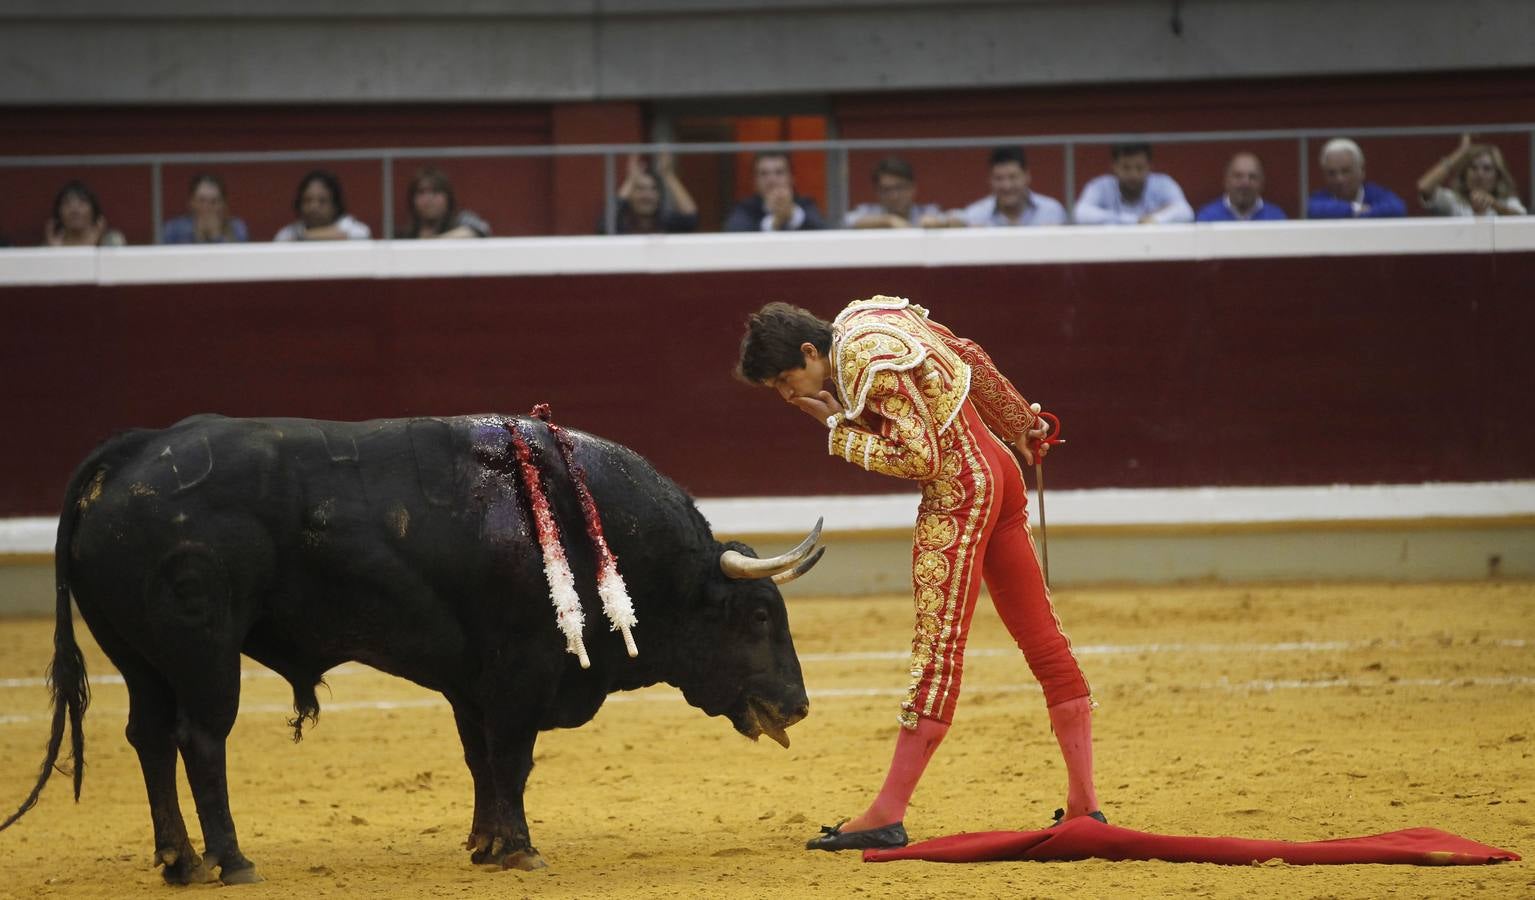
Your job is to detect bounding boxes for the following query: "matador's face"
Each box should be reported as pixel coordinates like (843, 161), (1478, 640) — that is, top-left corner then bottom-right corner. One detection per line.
(764, 345), (832, 403)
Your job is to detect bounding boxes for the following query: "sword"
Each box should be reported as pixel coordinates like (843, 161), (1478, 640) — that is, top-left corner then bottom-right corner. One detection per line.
(1028, 404), (1064, 589)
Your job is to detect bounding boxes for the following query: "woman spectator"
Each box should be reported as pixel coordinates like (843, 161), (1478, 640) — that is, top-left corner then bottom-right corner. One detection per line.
(1417, 135), (1526, 217)
(600, 152), (698, 234)
(161, 173), (249, 244)
(397, 167), (490, 239)
(45, 180), (126, 247)
(274, 170), (372, 241)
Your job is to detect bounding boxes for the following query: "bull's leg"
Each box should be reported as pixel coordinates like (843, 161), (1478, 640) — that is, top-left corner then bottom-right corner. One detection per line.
(475, 719), (545, 870)
(173, 656), (261, 885)
(447, 698), (499, 860)
(121, 668), (215, 885)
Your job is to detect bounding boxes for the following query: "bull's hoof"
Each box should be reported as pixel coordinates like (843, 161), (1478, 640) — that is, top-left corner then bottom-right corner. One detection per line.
(203, 852), (263, 885)
(157, 847), (217, 885)
(501, 850), (548, 871)
(466, 832), (546, 870)
(219, 864), (264, 885)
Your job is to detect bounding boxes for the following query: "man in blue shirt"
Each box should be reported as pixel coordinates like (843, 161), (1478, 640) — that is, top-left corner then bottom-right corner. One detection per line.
(1307, 138), (1406, 219)
(1074, 143), (1194, 225)
(1196, 152), (1287, 222)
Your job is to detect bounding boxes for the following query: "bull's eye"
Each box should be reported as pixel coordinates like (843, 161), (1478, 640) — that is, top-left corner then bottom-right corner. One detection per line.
(751, 607), (771, 636)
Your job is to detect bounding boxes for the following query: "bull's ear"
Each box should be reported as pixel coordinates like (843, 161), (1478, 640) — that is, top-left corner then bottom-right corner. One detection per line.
(718, 518), (823, 580)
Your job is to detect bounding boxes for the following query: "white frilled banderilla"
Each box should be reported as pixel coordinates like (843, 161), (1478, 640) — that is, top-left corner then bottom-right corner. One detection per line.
(508, 417), (631, 669)
(509, 406), (826, 668)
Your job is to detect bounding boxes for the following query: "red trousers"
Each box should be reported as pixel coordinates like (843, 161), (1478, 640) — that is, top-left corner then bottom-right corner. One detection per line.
(900, 402), (1091, 728)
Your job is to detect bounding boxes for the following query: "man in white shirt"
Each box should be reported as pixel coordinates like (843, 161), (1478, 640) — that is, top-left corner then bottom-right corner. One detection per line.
(959, 147), (1067, 227)
(1073, 143), (1194, 225)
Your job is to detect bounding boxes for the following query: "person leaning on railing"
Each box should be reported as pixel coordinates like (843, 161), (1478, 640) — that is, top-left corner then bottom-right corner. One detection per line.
(1416, 134), (1526, 218)
(161, 173), (249, 244)
(843, 156), (956, 229)
(1307, 138), (1406, 219)
(274, 169), (372, 241)
(1194, 152), (1287, 222)
(1073, 143), (1194, 225)
(956, 147), (1066, 228)
(397, 166), (491, 239)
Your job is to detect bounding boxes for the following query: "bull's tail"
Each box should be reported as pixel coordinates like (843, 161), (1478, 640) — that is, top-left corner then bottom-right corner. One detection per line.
(0, 447), (102, 831)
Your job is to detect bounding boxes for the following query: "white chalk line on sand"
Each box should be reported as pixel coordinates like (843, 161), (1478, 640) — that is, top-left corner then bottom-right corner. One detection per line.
(0, 638), (1527, 692)
(1, 675), (1532, 728)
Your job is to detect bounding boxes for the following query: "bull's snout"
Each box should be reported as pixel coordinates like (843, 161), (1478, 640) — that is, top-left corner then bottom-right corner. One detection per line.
(783, 696), (810, 729)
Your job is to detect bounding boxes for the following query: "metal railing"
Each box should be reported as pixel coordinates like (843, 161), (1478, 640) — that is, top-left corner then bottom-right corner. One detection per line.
(3, 123), (1531, 238)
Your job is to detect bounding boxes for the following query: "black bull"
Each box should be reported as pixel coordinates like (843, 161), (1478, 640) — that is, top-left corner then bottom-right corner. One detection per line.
(2, 414), (817, 882)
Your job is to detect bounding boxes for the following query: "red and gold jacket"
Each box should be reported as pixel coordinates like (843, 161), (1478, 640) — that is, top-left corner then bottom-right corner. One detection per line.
(827, 295), (1038, 480)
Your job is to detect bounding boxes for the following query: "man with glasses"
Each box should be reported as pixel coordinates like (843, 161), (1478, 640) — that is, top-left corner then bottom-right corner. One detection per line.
(843, 156), (954, 228)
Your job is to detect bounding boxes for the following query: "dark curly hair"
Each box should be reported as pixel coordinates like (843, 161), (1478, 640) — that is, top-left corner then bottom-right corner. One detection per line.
(735, 302), (833, 383)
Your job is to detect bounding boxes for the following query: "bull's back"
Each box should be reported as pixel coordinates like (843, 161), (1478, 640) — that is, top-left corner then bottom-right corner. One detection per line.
(66, 415), (500, 649)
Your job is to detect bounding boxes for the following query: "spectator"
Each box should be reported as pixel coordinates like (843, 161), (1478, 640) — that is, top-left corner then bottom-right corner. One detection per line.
(1307, 138), (1405, 219)
(45, 180), (126, 247)
(959, 147), (1066, 227)
(600, 152), (698, 234)
(1074, 143), (1194, 225)
(161, 173), (249, 244)
(274, 169), (372, 241)
(1195, 152), (1287, 222)
(1416, 135), (1526, 218)
(398, 167), (491, 239)
(844, 156), (951, 228)
(723, 151), (826, 232)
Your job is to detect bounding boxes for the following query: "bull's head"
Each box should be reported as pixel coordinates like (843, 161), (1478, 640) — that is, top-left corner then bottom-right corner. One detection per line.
(673, 519), (822, 748)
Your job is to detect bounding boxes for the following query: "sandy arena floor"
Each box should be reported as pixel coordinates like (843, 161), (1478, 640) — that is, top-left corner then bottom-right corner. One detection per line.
(0, 581), (1531, 899)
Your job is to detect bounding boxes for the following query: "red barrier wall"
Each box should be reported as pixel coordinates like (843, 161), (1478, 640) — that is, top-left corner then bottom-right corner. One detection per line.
(3, 250), (1532, 517)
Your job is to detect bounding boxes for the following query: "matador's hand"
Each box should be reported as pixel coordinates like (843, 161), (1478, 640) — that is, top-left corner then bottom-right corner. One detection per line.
(789, 390), (843, 424)
(1014, 406), (1060, 466)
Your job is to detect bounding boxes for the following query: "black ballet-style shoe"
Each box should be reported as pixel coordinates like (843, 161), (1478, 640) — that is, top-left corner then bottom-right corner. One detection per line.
(804, 818), (910, 851)
(1051, 808), (1109, 828)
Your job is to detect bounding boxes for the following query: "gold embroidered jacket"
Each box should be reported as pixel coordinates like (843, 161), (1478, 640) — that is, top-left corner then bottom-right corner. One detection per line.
(827, 295), (1037, 480)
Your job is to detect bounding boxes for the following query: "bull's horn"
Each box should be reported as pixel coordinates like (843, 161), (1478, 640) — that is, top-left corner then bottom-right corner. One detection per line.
(770, 545), (825, 585)
(719, 517), (823, 580)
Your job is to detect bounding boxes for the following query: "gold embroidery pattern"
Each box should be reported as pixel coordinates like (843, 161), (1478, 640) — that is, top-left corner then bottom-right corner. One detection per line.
(827, 299), (989, 485)
(915, 513), (959, 550)
(899, 411), (995, 728)
(832, 304), (969, 427)
(827, 370), (941, 481)
(924, 419), (992, 721)
(913, 550), (951, 586)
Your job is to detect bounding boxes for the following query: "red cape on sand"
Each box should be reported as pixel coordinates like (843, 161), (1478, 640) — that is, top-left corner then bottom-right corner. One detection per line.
(863, 816), (1520, 866)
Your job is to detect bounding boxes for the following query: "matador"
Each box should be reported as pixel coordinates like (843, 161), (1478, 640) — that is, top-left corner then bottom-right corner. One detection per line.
(736, 295), (1103, 852)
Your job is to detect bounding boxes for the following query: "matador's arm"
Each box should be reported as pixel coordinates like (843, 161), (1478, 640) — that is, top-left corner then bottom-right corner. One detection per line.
(827, 366), (943, 481)
(927, 319), (1038, 442)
